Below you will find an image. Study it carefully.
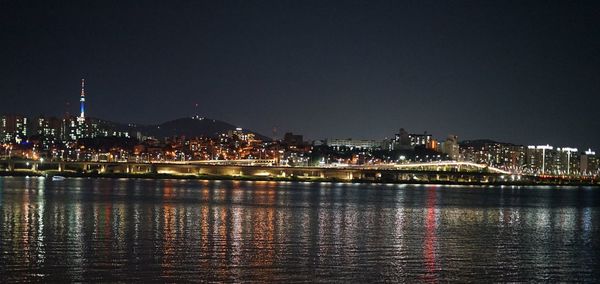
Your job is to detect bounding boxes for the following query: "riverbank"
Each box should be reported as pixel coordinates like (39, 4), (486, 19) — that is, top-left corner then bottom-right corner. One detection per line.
(1, 170), (598, 187)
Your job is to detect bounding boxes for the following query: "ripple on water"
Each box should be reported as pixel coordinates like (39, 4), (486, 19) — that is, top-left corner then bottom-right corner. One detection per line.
(0, 177), (598, 282)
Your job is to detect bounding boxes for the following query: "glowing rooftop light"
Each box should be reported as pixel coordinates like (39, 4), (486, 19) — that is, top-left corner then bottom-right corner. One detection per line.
(536, 145), (553, 150)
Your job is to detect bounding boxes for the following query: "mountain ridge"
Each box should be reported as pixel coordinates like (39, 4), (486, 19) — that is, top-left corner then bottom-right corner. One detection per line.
(90, 116), (271, 141)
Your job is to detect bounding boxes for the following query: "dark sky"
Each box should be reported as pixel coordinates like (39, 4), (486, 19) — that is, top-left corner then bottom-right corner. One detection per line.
(1, 0), (599, 148)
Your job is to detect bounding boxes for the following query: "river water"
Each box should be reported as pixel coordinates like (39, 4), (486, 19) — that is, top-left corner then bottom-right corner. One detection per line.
(0, 177), (598, 282)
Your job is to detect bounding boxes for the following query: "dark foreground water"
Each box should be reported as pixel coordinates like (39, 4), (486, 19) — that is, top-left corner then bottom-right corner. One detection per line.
(0, 177), (598, 282)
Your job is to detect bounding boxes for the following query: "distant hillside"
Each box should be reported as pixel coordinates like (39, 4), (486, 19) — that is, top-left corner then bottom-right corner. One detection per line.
(134, 117), (270, 140)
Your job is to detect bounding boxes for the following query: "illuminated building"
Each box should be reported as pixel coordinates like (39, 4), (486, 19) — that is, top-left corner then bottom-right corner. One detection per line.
(392, 129), (435, 150)
(580, 149), (598, 176)
(409, 132), (432, 148)
(527, 145), (554, 174)
(441, 135), (460, 160)
(460, 142), (526, 172)
(34, 116), (62, 149)
(227, 127), (255, 142)
(0, 114), (28, 143)
(393, 128), (411, 150)
(426, 139), (439, 151)
(326, 138), (382, 150)
(35, 116), (61, 137)
(555, 147), (579, 175)
(62, 115), (79, 141)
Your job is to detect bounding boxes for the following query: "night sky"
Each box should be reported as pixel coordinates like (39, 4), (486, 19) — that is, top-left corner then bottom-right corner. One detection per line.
(1, 1), (599, 148)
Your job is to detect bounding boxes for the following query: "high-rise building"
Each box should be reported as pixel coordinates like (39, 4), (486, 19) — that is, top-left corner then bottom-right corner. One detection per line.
(409, 132), (432, 148)
(34, 116), (62, 149)
(506, 145), (527, 172)
(441, 135), (460, 160)
(460, 142), (526, 172)
(526, 145), (554, 174)
(62, 115), (79, 141)
(393, 128), (411, 150)
(556, 147), (579, 175)
(326, 138), (383, 149)
(34, 116), (62, 137)
(0, 114), (28, 143)
(580, 149), (598, 176)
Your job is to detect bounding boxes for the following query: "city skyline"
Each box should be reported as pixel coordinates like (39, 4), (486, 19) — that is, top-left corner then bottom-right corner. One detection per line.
(2, 83), (599, 179)
(1, 1), (599, 148)
(1, 78), (597, 152)
(2, 99), (598, 153)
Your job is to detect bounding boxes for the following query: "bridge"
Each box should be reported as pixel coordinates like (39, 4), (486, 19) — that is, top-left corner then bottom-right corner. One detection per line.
(392, 161), (511, 174)
(162, 159), (278, 166)
(0, 158), (533, 184)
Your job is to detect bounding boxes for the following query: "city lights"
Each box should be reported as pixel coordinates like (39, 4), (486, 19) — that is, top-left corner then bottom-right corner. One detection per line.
(0, 81), (597, 184)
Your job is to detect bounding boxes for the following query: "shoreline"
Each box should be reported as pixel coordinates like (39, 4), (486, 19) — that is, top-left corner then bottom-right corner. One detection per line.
(1, 170), (598, 187)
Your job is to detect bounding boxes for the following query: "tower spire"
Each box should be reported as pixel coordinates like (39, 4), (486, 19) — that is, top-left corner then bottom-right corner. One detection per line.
(78, 78), (86, 122)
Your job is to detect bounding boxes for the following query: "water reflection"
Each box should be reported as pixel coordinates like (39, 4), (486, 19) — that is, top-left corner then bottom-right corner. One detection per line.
(423, 187), (438, 282)
(0, 177), (599, 282)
